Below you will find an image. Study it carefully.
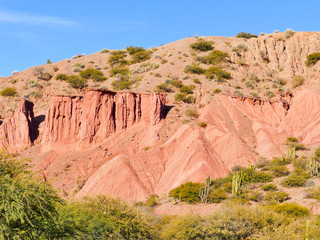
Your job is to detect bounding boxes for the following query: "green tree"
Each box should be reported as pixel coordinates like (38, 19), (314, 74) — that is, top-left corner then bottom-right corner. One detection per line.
(0, 151), (70, 239)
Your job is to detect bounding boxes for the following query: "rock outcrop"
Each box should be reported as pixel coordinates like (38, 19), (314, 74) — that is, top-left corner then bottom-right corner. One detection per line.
(0, 99), (35, 152)
(41, 90), (166, 149)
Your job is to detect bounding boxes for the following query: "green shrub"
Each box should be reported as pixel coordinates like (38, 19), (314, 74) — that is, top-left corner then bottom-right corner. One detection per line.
(155, 83), (172, 93)
(213, 88), (222, 94)
(292, 75), (305, 88)
(59, 196), (156, 239)
(67, 75), (87, 89)
(262, 184), (277, 191)
(109, 67), (129, 77)
(236, 32), (258, 39)
(193, 78), (201, 84)
(270, 165), (290, 177)
(0, 87), (18, 97)
(80, 68), (107, 82)
(144, 194), (159, 207)
(174, 93), (195, 103)
(179, 85), (194, 94)
(245, 169), (273, 183)
(184, 64), (205, 74)
(100, 49), (110, 53)
(185, 108), (198, 118)
(285, 29), (295, 39)
(190, 39), (214, 52)
(0, 151), (67, 239)
(111, 76), (135, 90)
(169, 80), (183, 88)
(270, 203), (310, 218)
(208, 189), (228, 203)
(305, 187), (320, 200)
(55, 73), (68, 81)
(315, 147), (320, 157)
(205, 66), (231, 81)
(264, 191), (290, 203)
(286, 136), (298, 144)
(281, 174), (309, 188)
(169, 181), (203, 203)
(305, 52), (320, 66)
(126, 46), (144, 54)
(108, 51), (128, 66)
(197, 50), (230, 65)
(265, 90), (275, 98)
(199, 122), (207, 128)
(131, 49), (152, 63)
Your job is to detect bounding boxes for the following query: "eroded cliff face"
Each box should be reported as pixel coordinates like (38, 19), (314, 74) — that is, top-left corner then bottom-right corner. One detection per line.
(3, 89), (320, 202)
(0, 99), (35, 153)
(41, 90), (166, 150)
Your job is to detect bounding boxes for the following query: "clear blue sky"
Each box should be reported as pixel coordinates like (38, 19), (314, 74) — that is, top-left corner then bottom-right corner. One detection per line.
(0, 0), (319, 76)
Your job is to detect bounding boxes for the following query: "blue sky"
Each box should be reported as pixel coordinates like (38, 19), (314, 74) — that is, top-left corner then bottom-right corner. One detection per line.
(0, 0), (319, 76)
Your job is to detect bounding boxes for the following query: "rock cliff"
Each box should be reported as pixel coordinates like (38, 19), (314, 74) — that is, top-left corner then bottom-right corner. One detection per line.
(0, 99), (35, 152)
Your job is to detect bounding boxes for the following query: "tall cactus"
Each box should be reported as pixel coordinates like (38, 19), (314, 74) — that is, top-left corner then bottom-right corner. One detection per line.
(232, 171), (245, 196)
(248, 163), (255, 172)
(307, 156), (320, 177)
(287, 147), (296, 160)
(199, 176), (212, 203)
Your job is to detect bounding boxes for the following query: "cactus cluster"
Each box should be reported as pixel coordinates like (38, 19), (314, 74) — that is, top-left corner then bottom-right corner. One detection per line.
(307, 156), (320, 177)
(199, 176), (212, 203)
(232, 171), (246, 196)
(287, 147), (296, 159)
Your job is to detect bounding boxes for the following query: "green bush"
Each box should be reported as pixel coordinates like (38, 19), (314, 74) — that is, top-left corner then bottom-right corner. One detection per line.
(305, 52), (320, 66)
(144, 194), (159, 207)
(197, 50), (230, 65)
(169, 80), (183, 88)
(213, 88), (222, 94)
(264, 191), (290, 203)
(185, 108), (198, 118)
(80, 68), (107, 82)
(245, 169), (273, 183)
(286, 136), (298, 144)
(270, 203), (310, 218)
(292, 75), (305, 88)
(155, 83), (173, 93)
(169, 181), (203, 203)
(0, 87), (18, 97)
(305, 187), (320, 200)
(109, 67), (130, 77)
(67, 75), (87, 89)
(108, 51), (128, 66)
(262, 184), (277, 191)
(205, 66), (231, 81)
(208, 189), (228, 203)
(126, 46), (144, 54)
(160, 205), (304, 240)
(281, 174), (309, 188)
(59, 196), (156, 239)
(55, 73), (68, 81)
(131, 49), (152, 63)
(179, 85), (194, 94)
(236, 32), (258, 39)
(198, 122), (207, 128)
(100, 49), (110, 53)
(184, 64), (205, 74)
(111, 76), (134, 91)
(270, 165), (290, 177)
(174, 92), (195, 103)
(0, 151), (68, 239)
(190, 39), (214, 52)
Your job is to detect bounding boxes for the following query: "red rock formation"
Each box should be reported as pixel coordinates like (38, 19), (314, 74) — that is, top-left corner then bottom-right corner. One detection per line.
(0, 99), (35, 152)
(42, 90), (166, 149)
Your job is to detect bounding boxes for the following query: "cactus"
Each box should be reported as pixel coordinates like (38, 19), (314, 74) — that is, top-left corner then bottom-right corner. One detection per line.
(248, 163), (255, 172)
(307, 156), (320, 177)
(287, 147), (296, 159)
(232, 171), (245, 196)
(306, 220), (310, 240)
(199, 176), (212, 203)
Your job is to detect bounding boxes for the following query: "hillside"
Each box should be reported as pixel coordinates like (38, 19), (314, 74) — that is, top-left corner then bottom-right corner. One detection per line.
(1, 31), (320, 202)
